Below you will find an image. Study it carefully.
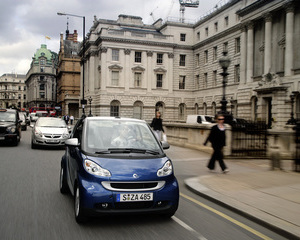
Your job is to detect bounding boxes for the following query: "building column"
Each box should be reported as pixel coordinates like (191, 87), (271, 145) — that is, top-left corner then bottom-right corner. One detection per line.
(168, 53), (174, 93)
(124, 49), (131, 91)
(89, 51), (97, 93)
(264, 13), (272, 74)
(240, 25), (247, 84)
(146, 51), (153, 93)
(100, 47), (108, 90)
(246, 21), (254, 83)
(284, 2), (295, 76)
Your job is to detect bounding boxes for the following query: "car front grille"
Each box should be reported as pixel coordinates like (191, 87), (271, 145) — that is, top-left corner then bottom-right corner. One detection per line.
(0, 127), (6, 134)
(101, 181), (165, 192)
(44, 134), (61, 138)
(114, 201), (154, 209)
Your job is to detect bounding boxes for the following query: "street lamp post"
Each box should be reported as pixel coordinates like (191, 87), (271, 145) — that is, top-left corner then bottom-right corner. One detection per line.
(218, 51), (232, 123)
(88, 96), (93, 117)
(57, 12), (87, 116)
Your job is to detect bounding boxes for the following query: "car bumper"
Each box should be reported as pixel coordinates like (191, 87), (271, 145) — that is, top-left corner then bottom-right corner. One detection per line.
(78, 176), (179, 216)
(32, 136), (68, 146)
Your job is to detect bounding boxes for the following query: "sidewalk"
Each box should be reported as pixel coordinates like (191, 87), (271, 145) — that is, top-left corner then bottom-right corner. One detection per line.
(184, 157), (300, 239)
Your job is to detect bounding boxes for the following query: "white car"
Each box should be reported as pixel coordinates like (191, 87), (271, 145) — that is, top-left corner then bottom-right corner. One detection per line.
(31, 117), (70, 149)
(186, 115), (215, 124)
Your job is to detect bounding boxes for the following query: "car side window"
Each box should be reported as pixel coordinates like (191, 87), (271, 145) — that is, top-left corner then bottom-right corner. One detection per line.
(197, 116), (202, 124)
(73, 123), (83, 143)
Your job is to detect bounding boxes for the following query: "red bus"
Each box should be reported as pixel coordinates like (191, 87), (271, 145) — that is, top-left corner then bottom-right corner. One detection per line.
(29, 107), (56, 116)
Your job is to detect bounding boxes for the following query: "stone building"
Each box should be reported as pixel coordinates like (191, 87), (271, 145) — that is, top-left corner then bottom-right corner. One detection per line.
(25, 44), (58, 111)
(82, 0), (300, 129)
(0, 73), (27, 109)
(57, 29), (81, 117)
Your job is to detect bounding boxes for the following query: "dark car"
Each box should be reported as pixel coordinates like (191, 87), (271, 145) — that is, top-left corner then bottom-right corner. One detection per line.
(0, 109), (22, 146)
(60, 116), (179, 223)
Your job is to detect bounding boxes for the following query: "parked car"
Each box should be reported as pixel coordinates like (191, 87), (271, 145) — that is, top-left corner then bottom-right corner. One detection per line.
(30, 113), (38, 122)
(18, 112), (27, 131)
(60, 116), (179, 223)
(31, 117), (70, 149)
(186, 115), (215, 124)
(0, 108), (21, 146)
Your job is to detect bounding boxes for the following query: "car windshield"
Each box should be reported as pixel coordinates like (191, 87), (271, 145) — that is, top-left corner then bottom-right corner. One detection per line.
(36, 117), (67, 128)
(84, 119), (161, 154)
(0, 112), (15, 122)
(19, 114), (25, 120)
(204, 116), (214, 122)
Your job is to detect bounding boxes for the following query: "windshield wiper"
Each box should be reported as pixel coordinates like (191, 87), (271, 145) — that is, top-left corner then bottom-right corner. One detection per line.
(95, 148), (160, 155)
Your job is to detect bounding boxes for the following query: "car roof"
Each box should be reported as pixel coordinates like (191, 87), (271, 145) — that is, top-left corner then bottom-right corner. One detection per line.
(85, 116), (147, 123)
(0, 108), (18, 113)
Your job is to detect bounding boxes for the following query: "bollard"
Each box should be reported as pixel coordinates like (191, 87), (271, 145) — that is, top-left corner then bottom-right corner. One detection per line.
(269, 145), (282, 170)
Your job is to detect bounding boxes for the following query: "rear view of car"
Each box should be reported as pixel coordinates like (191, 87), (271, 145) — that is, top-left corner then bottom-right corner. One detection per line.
(0, 109), (21, 146)
(31, 117), (70, 149)
(60, 117), (179, 223)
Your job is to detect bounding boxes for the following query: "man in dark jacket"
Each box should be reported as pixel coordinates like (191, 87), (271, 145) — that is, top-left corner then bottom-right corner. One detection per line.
(204, 114), (229, 173)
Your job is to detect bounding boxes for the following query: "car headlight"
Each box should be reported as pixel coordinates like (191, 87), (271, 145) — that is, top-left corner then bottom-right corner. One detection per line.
(62, 130), (69, 138)
(157, 160), (173, 177)
(84, 159), (111, 177)
(34, 129), (43, 137)
(7, 127), (16, 133)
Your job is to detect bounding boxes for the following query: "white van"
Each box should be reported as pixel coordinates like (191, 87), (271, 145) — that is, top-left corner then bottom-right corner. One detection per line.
(186, 115), (215, 124)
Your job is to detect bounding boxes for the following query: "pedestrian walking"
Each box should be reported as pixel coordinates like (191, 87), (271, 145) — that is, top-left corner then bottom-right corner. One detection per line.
(150, 111), (165, 141)
(70, 115), (74, 125)
(65, 114), (69, 125)
(204, 114), (229, 173)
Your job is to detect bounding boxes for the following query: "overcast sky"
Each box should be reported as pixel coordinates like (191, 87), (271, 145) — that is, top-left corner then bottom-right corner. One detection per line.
(0, 0), (222, 76)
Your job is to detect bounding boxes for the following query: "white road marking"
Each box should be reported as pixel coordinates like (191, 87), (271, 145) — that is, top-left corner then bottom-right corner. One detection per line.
(172, 216), (207, 240)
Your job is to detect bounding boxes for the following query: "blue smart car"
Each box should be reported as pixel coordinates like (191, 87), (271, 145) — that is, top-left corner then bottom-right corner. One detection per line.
(60, 116), (179, 223)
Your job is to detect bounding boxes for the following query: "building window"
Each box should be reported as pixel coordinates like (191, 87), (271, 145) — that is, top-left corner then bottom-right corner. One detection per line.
(111, 71), (119, 86)
(134, 72), (142, 87)
(179, 76), (185, 89)
(156, 74), (163, 88)
(235, 37), (241, 54)
(196, 75), (200, 89)
(234, 65), (240, 83)
(40, 92), (45, 99)
(224, 16), (229, 27)
(223, 42), (228, 52)
(205, 27), (209, 36)
(18, 86), (21, 90)
(213, 46), (218, 61)
(178, 103), (186, 120)
(40, 67), (44, 72)
(24, 86), (26, 90)
(179, 54), (186, 66)
(213, 70), (217, 87)
(180, 33), (186, 41)
(197, 32), (200, 41)
(40, 59), (45, 65)
(214, 22), (218, 32)
(112, 49), (119, 61)
(157, 53), (163, 64)
(18, 94), (21, 99)
(24, 94), (26, 100)
(40, 84), (45, 90)
(204, 50), (208, 64)
(196, 53), (200, 66)
(133, 101), (143, 119)
(204, 73), (208, 88)
(110, 100), (120, 117)
(135, 51), (142, 63)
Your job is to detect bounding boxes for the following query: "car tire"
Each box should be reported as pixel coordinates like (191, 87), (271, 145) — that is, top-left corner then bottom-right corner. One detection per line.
(31, 140), (37, 149)
(59, 165), (69, 194)
(74, 184), (88, 224)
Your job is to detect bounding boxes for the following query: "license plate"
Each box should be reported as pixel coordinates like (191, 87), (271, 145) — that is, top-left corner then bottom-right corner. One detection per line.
(0, 136), (5, 140)
(116, 193), (153, 202)
(46, 139), (59, 143)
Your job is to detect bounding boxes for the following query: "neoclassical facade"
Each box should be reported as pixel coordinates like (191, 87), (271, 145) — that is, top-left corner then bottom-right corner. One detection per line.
(82, 0), (300, 129)
(0, 73), (27, 109)
(25, 44), (58, 110)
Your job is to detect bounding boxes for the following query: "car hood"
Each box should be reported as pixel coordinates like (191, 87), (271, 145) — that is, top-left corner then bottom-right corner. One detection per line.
(36, 127), (67, 134)
(0, 122), (15, 128)
(87, 156), (170, 181)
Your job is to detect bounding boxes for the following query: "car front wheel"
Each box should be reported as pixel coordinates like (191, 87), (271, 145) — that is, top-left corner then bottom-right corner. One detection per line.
(59, 165), (69, 194)
(74, 184), (88, 224)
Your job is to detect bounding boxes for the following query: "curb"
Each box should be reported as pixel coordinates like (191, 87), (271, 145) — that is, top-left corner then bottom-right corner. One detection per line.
(184, 177), (300, 240)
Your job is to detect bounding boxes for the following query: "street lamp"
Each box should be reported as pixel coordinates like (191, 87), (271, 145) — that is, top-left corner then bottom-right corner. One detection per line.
(218, 51), (232, 123)
(287, 91), (299, 125)
(88, 96), (93, 117)
(57, 12), (87, 116)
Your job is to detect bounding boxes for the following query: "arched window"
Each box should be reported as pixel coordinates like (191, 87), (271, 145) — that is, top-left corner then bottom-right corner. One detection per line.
(133, 101), (143, 119)
(178, 103), (186, 120)
(110, 100), (120, 117)
(195, 103), (199, 114)
(212, 102), (216, 116)
(203, 103), (207, 115)
(155, 101), (165, 118)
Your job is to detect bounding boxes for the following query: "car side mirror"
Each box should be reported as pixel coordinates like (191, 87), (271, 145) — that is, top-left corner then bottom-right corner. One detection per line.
(65, 138), (80, 147)
(161, 141), (170, 150)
